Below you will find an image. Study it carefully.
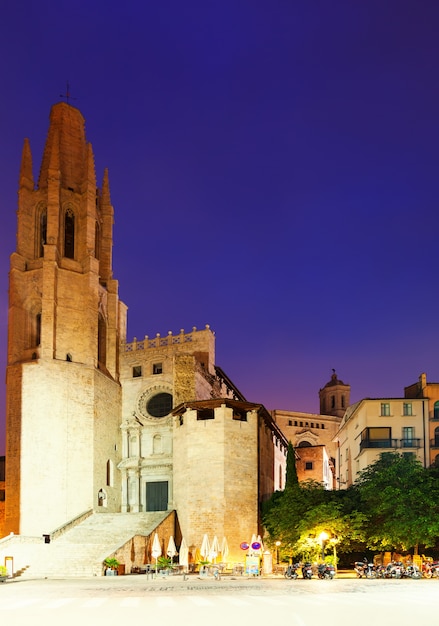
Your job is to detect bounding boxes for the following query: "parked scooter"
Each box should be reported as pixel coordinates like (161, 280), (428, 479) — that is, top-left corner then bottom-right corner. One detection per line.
(354, 561), (376, 578)
(317, 563), (335, 579)
(404, 564), (422, 579)
(302, 562), (313, 579)
(284, 563), (300, 579)
(385, 561), (404, 578)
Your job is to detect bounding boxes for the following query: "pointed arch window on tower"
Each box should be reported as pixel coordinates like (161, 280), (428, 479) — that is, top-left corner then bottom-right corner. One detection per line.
(64, 208), (75, 259)
(34, 312), (41, 347)
(95, 221), (101, 260)
(39, 209), (47, 258)
(98, 314), (107, 368)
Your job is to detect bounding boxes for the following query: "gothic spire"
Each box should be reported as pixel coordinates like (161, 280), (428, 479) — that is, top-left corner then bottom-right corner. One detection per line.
(19, 138), (34, 190)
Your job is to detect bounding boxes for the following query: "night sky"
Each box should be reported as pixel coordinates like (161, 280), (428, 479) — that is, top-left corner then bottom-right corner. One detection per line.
(1, 1), (439, 455)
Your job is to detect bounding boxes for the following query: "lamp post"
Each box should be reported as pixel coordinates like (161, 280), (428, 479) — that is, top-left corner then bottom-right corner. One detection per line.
(318, 532), (329, 562)
(275, 541), (281, 564)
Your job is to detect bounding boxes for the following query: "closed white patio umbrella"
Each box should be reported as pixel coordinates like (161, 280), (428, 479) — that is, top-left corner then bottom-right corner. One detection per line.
(200, 534), (210, 561)
(179, 537), (189, 572)
(220, 536), (229, 562)
(151, 532), (161, 573)
(166, 536), (177, 562)
(209, 535), (220, 563)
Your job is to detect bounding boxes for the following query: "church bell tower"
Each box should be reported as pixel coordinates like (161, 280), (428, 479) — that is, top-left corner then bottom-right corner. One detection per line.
(5, 102), (126, 535)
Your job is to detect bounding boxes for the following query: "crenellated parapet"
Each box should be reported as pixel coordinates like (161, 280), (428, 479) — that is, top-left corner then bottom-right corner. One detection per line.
(123, 324), (213, 352)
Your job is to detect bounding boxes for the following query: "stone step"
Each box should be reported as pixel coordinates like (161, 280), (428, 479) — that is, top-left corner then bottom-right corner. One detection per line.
(0, 511), (170, 578)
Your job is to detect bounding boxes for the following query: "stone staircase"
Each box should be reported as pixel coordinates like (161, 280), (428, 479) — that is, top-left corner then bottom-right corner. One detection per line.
(0, 511), (169, 578)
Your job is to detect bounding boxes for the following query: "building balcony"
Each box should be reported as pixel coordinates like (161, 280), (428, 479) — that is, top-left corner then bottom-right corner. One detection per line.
(399, 438), (421, 449)
(359, 438), (421, 452)
(360, 438), (398, 451)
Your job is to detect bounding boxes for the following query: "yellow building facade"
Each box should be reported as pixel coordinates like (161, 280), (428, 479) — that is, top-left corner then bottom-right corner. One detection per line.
(336, 397), (429, 488)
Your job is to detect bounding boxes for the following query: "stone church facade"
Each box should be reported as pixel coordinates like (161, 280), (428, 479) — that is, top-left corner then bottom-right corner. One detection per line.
(1, 102), (287, 563)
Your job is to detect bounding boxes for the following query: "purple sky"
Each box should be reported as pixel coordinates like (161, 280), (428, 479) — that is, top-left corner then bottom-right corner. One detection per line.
(1, 1), (439, 455)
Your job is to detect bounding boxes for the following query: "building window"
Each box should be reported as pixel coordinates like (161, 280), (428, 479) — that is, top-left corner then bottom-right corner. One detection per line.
(197, 408), (215, 420)
(35, 312), (41, 347)
(147, 393), (173, 418)
(288, 420), (292, 426)
(0, 489), (5, 502)
(95, 221), (101, 259)
(39, 209), (47, 257)
(153, 362), (163, 375)
(403, 403), (413, 416)
(434, 401), (439, 420)
(132, 366), (142, 378)
(380, 403), (390, 416)
(402, 427), (414, 447)
(97, 314), (106, 368)
(232, 410), (247, 421)
(64, 208), (75, 259)
(305, 461), (313, 470)
(341, 395), (345, 408)
(321, 424), (325, 429)
(331, 395), (335, 409)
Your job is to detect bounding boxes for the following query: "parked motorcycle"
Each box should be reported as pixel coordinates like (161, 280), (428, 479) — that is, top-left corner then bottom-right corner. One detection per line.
(404, 565), (422, 579)
(284, 564), (300, 579)
(354, 561), (376, 578)
(302, 562), (313, 579)
(385, 561), (404, 578)
(317, 563), (335, 579)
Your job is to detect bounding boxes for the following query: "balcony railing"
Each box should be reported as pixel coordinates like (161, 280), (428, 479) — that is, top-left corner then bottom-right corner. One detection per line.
(360, 438), (398, 451)
(360, 438), (421, 452)
(400, 438), (421, 449)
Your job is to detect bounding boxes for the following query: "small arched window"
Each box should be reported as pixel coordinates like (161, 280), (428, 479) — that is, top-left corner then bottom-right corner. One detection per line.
(35, 312), (41, 347)
(98, 314), (107, 368)
(95, 221), (101, 260)
(39, 209), (47, 258)
(64, 208), (75, 259)
(434, 401), (439, 420)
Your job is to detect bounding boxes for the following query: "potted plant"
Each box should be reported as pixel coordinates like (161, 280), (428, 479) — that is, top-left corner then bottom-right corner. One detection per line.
(0, 565), (8, 582)
(104, 557), (120, 576)
(157, 556), (173, 575)
(198, 560), (210, 577)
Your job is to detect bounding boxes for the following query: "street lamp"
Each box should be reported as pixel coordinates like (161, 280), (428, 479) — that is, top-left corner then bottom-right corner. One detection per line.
(318, 532), (329, 562)
(275, 541), (281, 564)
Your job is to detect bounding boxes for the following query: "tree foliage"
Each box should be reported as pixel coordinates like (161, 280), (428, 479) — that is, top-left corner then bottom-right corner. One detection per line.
(355, 452), (439, 552)
(262, 452), (439, 559)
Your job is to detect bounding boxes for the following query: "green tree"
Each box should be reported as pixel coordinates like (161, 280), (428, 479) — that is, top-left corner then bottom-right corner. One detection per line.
(284, 441), (299, 490)
(355, 452), (439, 553)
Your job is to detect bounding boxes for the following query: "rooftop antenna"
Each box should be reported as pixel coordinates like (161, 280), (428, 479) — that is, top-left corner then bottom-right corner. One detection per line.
(59, 81), (76, 104)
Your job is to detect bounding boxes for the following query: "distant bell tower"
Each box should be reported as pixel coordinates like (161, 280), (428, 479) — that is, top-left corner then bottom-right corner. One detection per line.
(5, 102), (127, 536)
(319, 370), (350, 418)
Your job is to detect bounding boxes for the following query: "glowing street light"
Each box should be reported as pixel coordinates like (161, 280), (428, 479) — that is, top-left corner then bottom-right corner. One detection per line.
(275, 541), (281, 564)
